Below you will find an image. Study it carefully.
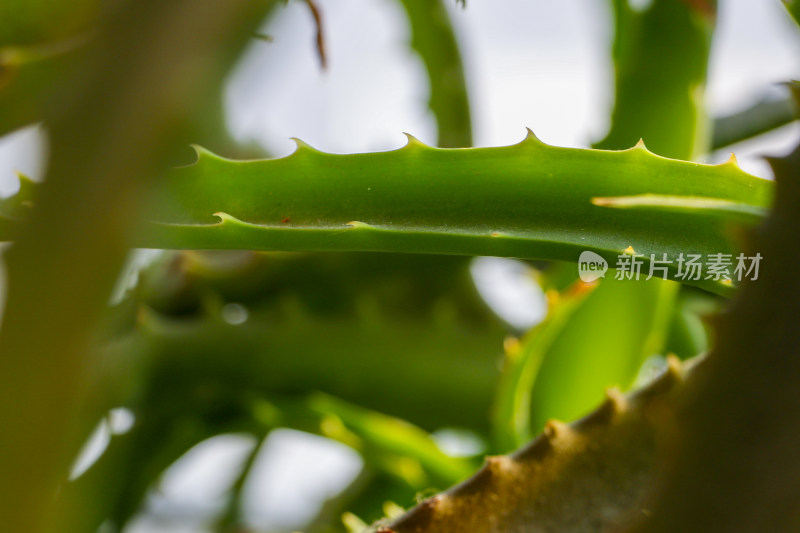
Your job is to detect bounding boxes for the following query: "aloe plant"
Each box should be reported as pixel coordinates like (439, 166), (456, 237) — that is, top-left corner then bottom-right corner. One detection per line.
(0, 136), (771, 298)
(0, 1), (799, 533)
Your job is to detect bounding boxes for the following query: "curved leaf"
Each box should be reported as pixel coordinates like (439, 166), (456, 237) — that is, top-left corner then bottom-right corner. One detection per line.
(125, 136), (772, 295)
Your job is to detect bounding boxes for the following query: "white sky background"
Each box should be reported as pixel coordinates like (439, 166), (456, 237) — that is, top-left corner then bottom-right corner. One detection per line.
(2, 1), (800, 532)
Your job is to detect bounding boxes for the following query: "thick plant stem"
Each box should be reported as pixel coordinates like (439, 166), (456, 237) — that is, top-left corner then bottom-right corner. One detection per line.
(627, 127), (800, 533)
(0, 2), (271, 532)
(370, 357), (698, 533)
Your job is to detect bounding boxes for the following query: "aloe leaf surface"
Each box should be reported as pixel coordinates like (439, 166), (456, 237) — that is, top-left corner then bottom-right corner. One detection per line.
(130, 134), (771, 295)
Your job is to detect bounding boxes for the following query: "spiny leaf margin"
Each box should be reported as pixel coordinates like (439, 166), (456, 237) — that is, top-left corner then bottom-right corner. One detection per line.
(0, 132), (773, 295)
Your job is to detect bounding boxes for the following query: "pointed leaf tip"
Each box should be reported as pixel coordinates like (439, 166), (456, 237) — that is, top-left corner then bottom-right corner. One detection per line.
(402, 132), (428, 149)
(211, 211), (240, 225)
(14, 171), (37, 195)
(189, 144), (220, 163)
(521, 127), (545, 145)
(618, 139), (652, 155)
(720, 152), (740, 168)
(290, 137), (319, 153)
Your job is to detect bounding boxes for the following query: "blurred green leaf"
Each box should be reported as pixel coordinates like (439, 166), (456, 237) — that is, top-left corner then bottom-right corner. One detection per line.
(398, 0), (472, 147)
(308, 393), (475, 486)
(664, 303), (709, 359)
(529, 276), (677, 431)
(491, 282), (594, 452)
(0, 39), (78, 137)
(784, 0), (800, 28)
(712, 90), (796, 150)
(129, 251), (505, 434)
(518, 0), (713, 436)
(0, 0), (98, 47)
(598, 0), (714, 158)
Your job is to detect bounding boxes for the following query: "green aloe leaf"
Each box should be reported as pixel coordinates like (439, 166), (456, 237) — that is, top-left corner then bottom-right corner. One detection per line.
(248, 394), (475, 490)
(307, 393), (475, 486)
(712, 90), (796, 150)
(663, 291), (714, 360)
(529, 275), (678, 433)
(397, 0), (472, 148)
(105, 135), (771, 296)
(491, 282), (595, 452)
(0, 135), (768, 295)
(515, 0), (714, 449)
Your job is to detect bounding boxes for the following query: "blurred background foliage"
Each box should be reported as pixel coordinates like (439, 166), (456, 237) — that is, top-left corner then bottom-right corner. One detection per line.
(0, 1), (798, 532)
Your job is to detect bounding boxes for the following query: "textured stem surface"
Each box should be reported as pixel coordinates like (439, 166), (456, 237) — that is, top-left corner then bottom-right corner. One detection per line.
(370, 357), (698, 533)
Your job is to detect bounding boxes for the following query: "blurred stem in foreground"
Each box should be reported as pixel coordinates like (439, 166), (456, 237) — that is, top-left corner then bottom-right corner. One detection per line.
(0, 2), (272, 532)
(628, 85), (800, 533)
